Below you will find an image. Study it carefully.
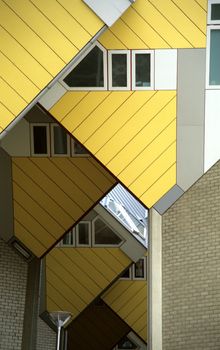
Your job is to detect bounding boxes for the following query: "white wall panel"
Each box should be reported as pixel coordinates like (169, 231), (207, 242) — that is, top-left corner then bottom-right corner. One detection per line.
(83, 0), (132, 27)
(205, 89), (220, 171)
(155, 50), (177, 90)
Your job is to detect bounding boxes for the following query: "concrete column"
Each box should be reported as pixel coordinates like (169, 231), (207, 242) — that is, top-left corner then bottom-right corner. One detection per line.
(148, 208), (162, 350)
(22, 258), (41, 350)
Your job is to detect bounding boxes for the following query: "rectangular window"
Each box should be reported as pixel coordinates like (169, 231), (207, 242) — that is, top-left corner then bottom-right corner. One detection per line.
(30, 123), (49, 156)
(51, 124), (70, 156)
(132, 50), (154, 90)
(209, 28), (220, 86)
(133, 257), (147, 280)
(76, 222), (91, 246)
(208, 0), (220, 24)
(108, 50), (130, 90)
(207, 26), (220, 88)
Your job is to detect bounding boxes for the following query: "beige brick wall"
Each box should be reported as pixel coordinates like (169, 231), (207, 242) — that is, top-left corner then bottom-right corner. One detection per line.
(0, 239), (28, 350)
(162, 161), (220, 349)
(36, 317), (56, 350)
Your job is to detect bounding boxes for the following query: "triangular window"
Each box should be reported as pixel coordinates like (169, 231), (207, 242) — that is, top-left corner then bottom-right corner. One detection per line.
(93, 217), (123, 246)
(118, 336), (138, 349)
(63, 44), (106, 89)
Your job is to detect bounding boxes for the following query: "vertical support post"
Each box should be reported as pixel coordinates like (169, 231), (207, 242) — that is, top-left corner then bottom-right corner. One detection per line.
(57, 326), (61, 350)
(148, 208), (162, 350)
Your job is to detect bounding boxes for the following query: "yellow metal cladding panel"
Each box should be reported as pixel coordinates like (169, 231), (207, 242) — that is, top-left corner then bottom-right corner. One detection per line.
(12, 157), (115, 257)
(46, 247), (131, 320)
(99, 0), (207, 49)
(0, 0), (103, 132)
(102, 280), (147, 342)
(50, 91), (176, 208)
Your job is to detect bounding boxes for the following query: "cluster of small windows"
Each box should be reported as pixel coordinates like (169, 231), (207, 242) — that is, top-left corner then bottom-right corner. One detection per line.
(59, 217), (123, 248)
(120, 257), (147, 281)
(62, 43), (154, 91)
(207, 1), (220, 87)
(30, 123), (89, 157)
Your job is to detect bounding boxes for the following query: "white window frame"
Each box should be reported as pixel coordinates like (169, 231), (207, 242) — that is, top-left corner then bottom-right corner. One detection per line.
(92, 216), (123, 247)
(59, 228), (75, 247)
(132, 50), (154, 90)
(71, 139), (90, 157)
(50, 123), (70, 157)
(206, 25), (220, 89)
(60, 42), (107, 91)
(108, 50), (131, 90)
(208, 0), (220, 24)
(132, 257), (147, 281)
(30, 123), (50, 157)
(76, 221), (91, 247)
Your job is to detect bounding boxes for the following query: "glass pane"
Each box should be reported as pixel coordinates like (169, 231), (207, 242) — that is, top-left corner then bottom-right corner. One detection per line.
(121, 268), (131, 279)
(53, 126), (67, 154)
(134, 259), (145, 278)
(210, 29), (220, 85)
(211, 4), (220, 20)
(64, 46), (104, 87)
(94, 218), (122, 245)
(78, 223), (89, 245)
(74, 141), (88, 155)
(135, 53), (150, 87)
(62, 231), (73, 245)
(118, 337), (137, 349)
(33, 126), (47, 154)
(112, 54), (127, 87)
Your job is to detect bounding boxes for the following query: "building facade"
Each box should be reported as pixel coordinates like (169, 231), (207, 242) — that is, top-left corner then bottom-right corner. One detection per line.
(1, 0), (220, 349)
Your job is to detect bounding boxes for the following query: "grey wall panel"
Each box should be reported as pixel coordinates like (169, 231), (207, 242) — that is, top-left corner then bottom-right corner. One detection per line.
(177, 49), (206, 191)
(153, 185), (184, 215)
(1, 119), (30, 156)
(0, 147), (14, 241)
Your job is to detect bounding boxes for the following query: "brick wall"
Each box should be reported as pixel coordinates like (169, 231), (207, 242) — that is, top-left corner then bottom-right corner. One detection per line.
(162, 161), (220, 349)
(36, 317), (56, 350)
(0, 239), (28, 350)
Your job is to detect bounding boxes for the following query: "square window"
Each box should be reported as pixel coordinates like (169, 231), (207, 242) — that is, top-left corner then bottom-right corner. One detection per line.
(211, 3), (220, 20)
(30, 123), (49, 156)
(108, 50), (130, 90)
(208, 1), (220, 24)
(132, 50), (154, 90)
(51, 124), (70, 156)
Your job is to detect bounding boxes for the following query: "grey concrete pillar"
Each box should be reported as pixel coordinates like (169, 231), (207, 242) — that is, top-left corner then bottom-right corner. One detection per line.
(148, 208), (162, 350)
